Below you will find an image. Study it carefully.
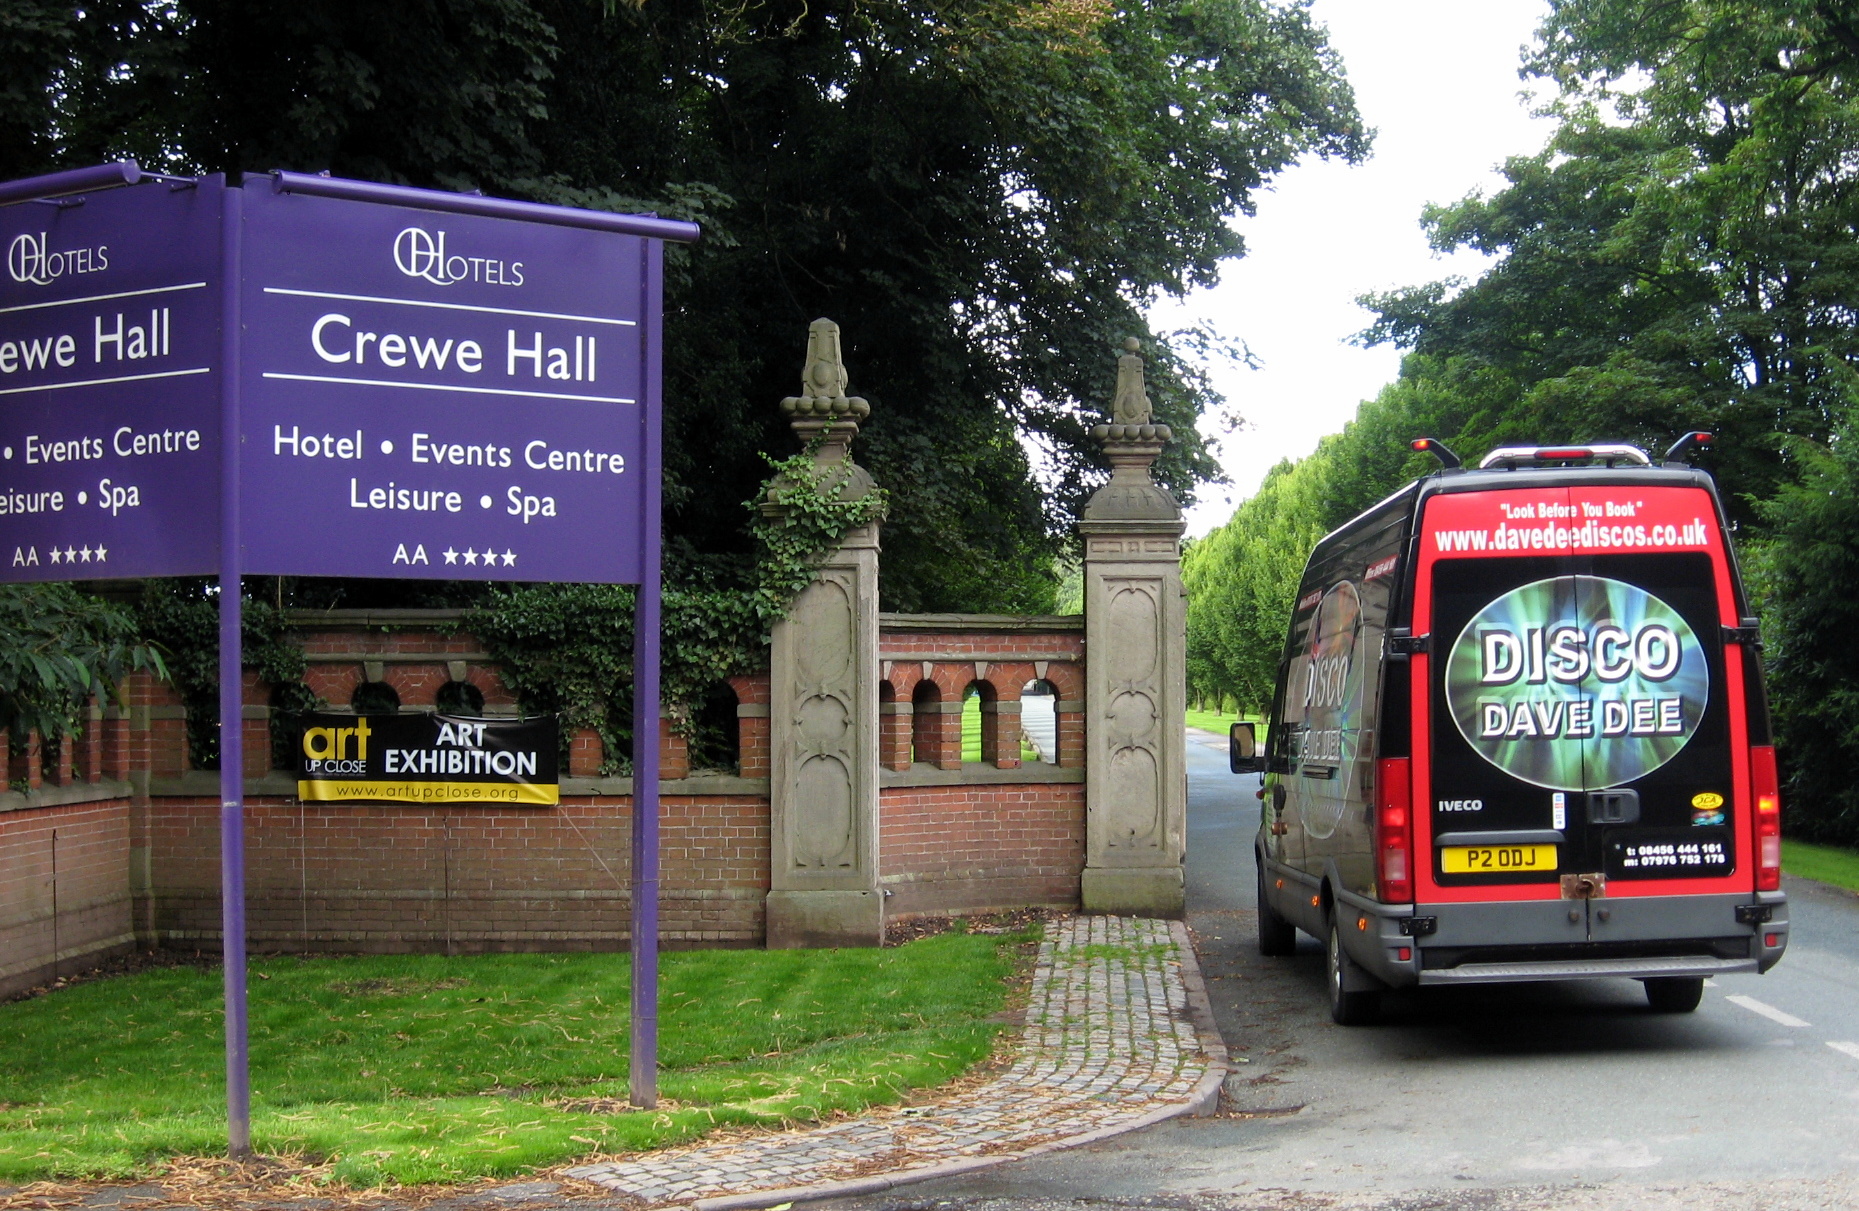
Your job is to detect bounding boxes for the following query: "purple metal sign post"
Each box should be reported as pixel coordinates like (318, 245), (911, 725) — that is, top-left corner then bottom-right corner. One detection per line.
(218, 183), (252, 1157)
(236, 174), (696, 1114)
(0, 160), (696, 1147)
(0, 161), (242, 1146)
(629, 239), (664, 1108)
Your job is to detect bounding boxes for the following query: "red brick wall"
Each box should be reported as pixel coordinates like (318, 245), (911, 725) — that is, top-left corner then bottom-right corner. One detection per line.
(146, 793), (770, 952)
(298, 627), (515, 716)
(0, 615), (1097, 968)
(879, 631), (1085, 659)
(0, 799), (135, 997)
(730, 675), (771, 780)
(879, 782), (1085, 918)
(880, 626), (1085, 768)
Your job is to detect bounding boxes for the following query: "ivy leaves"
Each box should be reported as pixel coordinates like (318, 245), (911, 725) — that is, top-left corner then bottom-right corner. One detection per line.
(475, 447), (887, 774)
(134, 580), (312, 771)
(0, 584), (164, 752)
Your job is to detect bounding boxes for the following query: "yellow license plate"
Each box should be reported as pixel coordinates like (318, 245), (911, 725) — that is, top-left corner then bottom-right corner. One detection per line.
(1440, 843), (1558, 874)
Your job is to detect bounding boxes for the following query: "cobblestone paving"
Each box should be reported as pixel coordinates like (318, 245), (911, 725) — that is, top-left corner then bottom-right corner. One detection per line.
(567, 915), (1216, 1207)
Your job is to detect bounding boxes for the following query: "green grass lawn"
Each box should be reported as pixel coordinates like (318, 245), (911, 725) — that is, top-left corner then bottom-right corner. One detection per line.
(1185, 709), (1266, 744)
(959, 691), (1038, 763)
(1184, 707), (1240, 734)
(0, 930), (1032, 1187)
(1783, 838), (1859, 893)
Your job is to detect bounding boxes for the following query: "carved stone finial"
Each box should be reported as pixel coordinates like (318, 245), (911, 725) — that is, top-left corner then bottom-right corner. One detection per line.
(781, 318), (871, 424)
(769, 318), (879, 507)
(1085, 337), (1177, 522)
(1112, 338), (1152, 426)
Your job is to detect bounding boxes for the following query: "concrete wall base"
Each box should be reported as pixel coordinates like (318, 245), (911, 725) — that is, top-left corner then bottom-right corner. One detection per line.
(1081, 866), (1184, 918)
(765, 890), (884, 949)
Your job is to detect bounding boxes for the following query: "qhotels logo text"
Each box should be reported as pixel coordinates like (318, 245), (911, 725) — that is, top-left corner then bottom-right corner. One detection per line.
(7, 233), (108, 286)
(392, 227), (523, 287)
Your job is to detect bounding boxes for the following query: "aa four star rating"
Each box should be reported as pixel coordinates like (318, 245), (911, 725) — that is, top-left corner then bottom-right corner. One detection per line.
(8, 544), (108, 568)
(444, 547), (516, 567)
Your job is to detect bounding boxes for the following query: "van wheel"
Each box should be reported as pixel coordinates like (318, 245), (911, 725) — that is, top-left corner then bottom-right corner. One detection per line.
(1257, 867), (1297, 957)
(1643, 976), (1704, 1013)
(1326, 918), (1380, 1026)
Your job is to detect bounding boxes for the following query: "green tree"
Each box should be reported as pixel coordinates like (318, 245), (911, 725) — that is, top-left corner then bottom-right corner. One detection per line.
(0, 584), (163, 753)
(11, 0), (1366, 615)
(1359, 0), (1859, 516)
(1752, 416), (1859, 845)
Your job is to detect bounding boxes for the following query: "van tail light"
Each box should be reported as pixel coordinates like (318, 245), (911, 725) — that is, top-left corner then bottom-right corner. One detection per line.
(1376, 757), (1413, 903)
(1752, 745), (1781, 892)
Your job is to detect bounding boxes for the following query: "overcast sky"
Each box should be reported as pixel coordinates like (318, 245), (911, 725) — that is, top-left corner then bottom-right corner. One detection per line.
(1151, 0), (1556, 536)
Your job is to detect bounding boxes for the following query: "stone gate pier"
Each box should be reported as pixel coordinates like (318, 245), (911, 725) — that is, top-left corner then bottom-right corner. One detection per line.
(1078, 340), (1188, 916)
(760, 327), (1188, 939)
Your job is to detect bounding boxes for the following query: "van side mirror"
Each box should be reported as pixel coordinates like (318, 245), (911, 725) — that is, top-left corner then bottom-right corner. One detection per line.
(1230, 721), (1264, 774)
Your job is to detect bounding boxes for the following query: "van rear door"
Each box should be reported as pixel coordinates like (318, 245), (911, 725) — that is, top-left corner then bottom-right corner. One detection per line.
(1414, 483), (1749, 918)
(1564, 483), (1743, 908)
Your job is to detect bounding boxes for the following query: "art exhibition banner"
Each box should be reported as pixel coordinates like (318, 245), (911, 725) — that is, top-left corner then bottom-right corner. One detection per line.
(296, 712), (560, 805)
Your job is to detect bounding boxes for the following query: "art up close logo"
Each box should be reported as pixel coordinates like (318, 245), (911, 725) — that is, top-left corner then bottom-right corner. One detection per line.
(392, 226), (524, 287)
(1445, 575), (1708, 791)
(7, 232), (108, 286)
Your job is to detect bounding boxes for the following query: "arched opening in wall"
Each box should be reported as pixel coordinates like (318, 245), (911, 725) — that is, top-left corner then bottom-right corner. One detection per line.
(910, 680), (943, 765)
(37, 732), (61, 783)
(687, 681), (741, 774)
(962, 680), (997, 764)
(1020, 678), (1059, 764)
(351, 681), (401, 715)
(435, 680), (486, 715)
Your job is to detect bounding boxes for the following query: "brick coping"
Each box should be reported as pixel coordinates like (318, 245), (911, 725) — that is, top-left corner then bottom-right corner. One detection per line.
(879, 612), (1084, 632)
(140, 766), (1083, 798)
(0, 779), (134, 815)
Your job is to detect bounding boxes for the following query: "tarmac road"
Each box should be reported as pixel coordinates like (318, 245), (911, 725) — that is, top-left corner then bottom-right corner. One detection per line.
(818, 734), (1859, 1211)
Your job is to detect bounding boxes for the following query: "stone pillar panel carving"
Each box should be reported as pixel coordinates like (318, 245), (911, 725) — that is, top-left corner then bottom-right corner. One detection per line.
(764, 321), (884, 948)
(1079, 340), (1187, 917)
(774, 564), (876, 876)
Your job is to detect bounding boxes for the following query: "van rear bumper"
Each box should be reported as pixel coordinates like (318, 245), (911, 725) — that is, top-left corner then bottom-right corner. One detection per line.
(1417, 954), (1756, 985)
(1337, 886), (1789, 989)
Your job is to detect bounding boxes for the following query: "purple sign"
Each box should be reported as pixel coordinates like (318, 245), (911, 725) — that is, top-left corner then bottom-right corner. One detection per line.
(236, 186), (647, 582)
(0, 161), (695, 1153)
(0, 178), (223, 581)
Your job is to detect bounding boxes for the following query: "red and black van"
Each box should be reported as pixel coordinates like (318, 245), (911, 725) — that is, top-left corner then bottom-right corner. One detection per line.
(1229, 436), (1787, 1023)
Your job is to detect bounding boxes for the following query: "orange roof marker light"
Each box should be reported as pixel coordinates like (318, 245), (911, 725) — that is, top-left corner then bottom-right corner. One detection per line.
(1665, 431), (1714, 464)
(1411, 436), (1462, 468)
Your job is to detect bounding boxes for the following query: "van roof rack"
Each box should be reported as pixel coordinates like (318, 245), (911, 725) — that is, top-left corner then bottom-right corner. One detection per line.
(1477, 444), (1652, 469)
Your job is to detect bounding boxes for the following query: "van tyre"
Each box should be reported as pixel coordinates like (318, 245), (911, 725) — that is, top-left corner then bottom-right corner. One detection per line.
(1643, 976), (1704, 1013)
(1257, 866), (1297, 956)
(1326, 918), (1380, 1025)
